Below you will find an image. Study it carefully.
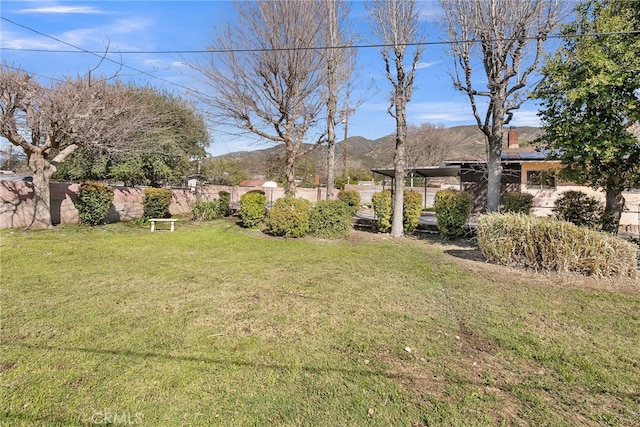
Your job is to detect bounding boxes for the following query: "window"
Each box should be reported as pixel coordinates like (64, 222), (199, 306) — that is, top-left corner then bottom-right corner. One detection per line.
(527, 170), (556, 189)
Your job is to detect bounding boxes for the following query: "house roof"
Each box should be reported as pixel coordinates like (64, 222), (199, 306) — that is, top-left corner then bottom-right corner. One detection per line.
(239, 179), (266, 187)
(371, 165), (461, 179)
(444, 147), (560, 165)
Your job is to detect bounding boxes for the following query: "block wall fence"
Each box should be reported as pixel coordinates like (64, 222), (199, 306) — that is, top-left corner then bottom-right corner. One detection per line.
(1, 181), (638, 234)
(0, 182), (327, 229)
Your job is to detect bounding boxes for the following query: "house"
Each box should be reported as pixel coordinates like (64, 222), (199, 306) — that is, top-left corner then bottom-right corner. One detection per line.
(371, 129), (640, 232)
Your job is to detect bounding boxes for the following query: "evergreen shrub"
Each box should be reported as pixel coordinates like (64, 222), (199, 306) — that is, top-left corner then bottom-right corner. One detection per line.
(76, 181), (114, 226)
(504, 192), (534, 214)
(337, 190), (360, 215)
(477, 213), (638, 277)
(403, 190), (423, 233)
(309, 200), (352, 239)
(553, 190), (604, 229)
(239, 190), (266, 229)
(266, 196), (311, 237)
(143, 188), (172, 219)
(191, 200), (219, 221)
(434, 189), (471, 238)
(372, 190), (392, 233)
(217, 191), (231, 217)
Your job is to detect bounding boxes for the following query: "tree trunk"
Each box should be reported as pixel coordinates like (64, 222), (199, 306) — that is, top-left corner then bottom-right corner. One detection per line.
(27, 151), (55, 229)
(486, 106), (505, 213)
(391, 98), (406, 238)
(284, 144), (297, 196)
(327, 139), (335, 200)
(603, 189), (624, 234)
(486, 136), (503, 213)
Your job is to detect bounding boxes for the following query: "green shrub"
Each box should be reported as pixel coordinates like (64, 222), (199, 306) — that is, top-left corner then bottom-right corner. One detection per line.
(239, 190), (266, 229)
(75, 181), (114, 226)
(266, 196), (311, 237)
(504, 192), (534, 214)
(143, 188), (172, 219)
(434, 189), (471, 238)
(477, 213), (638, 278)
(309, 200), (352, 239)
(372, 190), (392, 233)
(191, 200), (220, 221)
(553, 190), (603, 229)
(337, 190), (360, 215)
(403, 190), (423, 234)
(217, 191), (231, 217)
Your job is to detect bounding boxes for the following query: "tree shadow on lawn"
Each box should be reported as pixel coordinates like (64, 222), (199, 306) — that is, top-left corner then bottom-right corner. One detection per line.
(411, 230), (485, 263)
(12, 342), (414, 383)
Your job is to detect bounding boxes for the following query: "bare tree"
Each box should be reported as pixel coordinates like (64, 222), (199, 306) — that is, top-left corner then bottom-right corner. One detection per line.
(367, 0), (424, 237)
(0, 66), (165, 228)
(322, 0), (354, 200)
(405, 123), (459, 169)
(194, 0), (327, 196)
(440, 0), (562, 211)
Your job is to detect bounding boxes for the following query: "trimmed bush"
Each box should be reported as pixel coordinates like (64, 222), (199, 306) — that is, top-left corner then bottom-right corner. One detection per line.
(76, 181), (114, 226)
(372, 190), (392, 233)
(143, 188), (172, 219)
(403, 190), (423, 234)
(477, 213), (638, 277)
(337, 190), (360, 215)
(434, 189), (471, 238)
(553, 190), (603, 229)
(266, 196), (311, 237)
(504, 192), (534, 214)
(191, 200), (219, 221)
(309, 200), (352, 239)
(239, 190), (266, 229)
(217, 191), (231, 217)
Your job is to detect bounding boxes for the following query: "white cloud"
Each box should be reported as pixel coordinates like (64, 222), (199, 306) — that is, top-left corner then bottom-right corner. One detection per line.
(110, 18), (153, 35)
(409, 101), (476, 125)
(0, 30), (62, 50)
(509, 109), (542, 127)
(18, 6), (109, 15)
(416, 61), (440, 70)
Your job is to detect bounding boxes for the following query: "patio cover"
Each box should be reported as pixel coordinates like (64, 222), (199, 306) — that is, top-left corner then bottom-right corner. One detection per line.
(371, 165), (461, 179)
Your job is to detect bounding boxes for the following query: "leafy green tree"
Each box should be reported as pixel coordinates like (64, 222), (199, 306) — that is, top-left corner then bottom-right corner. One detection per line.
(54, 86), (209, 187)
(200, 157), (247, 186)
(535, 0), (640, 232)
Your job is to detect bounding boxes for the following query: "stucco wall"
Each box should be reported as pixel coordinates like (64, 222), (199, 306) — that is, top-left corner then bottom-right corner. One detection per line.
(0, 182), (329, 229)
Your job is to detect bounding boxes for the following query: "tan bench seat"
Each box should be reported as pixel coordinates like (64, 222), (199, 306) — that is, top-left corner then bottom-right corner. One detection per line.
(149, 218), (177, 232)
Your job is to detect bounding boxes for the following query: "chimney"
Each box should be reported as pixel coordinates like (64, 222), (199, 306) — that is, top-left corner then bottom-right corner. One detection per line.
(507, 128), (519, 149)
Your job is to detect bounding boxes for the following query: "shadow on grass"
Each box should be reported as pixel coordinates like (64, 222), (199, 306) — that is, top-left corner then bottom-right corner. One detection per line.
(1, 411), (84, 427)
(11, 342), (413, 382)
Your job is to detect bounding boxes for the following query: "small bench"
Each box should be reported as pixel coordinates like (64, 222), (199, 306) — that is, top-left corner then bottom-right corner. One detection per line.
(149, 218), (177, 232)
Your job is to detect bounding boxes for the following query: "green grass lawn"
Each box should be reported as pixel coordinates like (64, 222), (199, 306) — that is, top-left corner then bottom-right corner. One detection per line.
(1, 219), (639, 426)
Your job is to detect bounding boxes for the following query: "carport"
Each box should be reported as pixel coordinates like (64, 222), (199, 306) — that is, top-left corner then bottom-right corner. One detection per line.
(370, 165), (461, 209)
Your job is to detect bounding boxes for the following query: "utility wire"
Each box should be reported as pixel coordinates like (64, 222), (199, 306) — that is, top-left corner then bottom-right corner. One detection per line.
(0, 16), (207, 97)
(2, 16), (639, 55)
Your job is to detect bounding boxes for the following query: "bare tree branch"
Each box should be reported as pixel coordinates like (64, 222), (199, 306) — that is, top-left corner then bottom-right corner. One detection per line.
(440, 0), (562, 211)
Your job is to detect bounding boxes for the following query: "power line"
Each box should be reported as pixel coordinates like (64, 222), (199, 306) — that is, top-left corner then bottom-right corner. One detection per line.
(2, 16), (639, 56)
(0, 16), (207, 98)
(1, 63), (67, 83)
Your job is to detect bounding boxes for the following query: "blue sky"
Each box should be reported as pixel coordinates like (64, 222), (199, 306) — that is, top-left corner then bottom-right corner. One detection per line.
(1, 0), (549, 156)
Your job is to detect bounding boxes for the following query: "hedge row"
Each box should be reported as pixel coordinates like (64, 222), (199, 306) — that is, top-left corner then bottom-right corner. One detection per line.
(238, 194), (354, 239)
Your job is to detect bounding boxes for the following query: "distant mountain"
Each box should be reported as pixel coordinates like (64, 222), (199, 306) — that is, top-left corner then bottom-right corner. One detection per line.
(215, 125), (544, 179)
